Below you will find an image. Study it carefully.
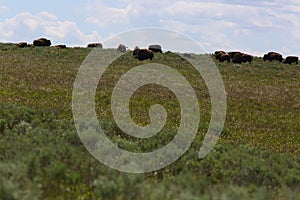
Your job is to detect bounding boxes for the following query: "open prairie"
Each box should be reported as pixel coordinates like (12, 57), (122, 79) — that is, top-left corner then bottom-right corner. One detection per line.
(0, 43), (299, 199)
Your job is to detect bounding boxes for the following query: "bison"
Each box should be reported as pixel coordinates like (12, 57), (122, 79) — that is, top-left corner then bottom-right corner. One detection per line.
(54, 44), (67, 49)
(33, 38), (51, 47)
(87, 43), (103, 48)
(133, 48), (154, 61)
(283, 56), (298, 64)
(232, 53), (253, 64)
(214, 50), (226, 55)
(148, 44), (162, 53)
(133, 46), (140, 57)
(117, 44), (127, 53)
(214, 51), (226, 59)
(16, 42), (28, 48)
(214, 51), (230, 62)
(263, 52), (283, 62)
(218, 53), (231, 63)
(228, 51), (242, 59)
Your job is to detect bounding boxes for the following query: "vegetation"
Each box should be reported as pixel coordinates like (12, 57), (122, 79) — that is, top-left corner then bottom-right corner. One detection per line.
(0, 43), (299, 199)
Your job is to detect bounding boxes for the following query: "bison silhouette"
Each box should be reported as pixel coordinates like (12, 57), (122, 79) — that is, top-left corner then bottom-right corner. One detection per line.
(283, 56), (298, 64)
(16, 42), (28, 48)
(133, 48), (154, 61)
(232, 53), (253, 64)
(33, 38), (51, 47)
(87, 43), (102, 48)
(214, 51), (231, 63)
(54, 45), (67, 49)
(228, 51), (242, 59)
(263, 52), (283, 62)
(148, 44), (162, 53)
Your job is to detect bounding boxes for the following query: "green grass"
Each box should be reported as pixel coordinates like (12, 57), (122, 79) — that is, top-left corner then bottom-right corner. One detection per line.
(0, 102), (299, 199)
(0, 43), (300, 199)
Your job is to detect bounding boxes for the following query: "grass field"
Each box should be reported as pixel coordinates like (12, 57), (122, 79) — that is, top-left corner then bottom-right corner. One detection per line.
(0, 43), (300, 199)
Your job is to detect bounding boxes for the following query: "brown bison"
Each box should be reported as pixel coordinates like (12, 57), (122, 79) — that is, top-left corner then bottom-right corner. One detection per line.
(219, 53), (230, 62)
(16, 42), (28, 48)
(214, 50), (226, 55)
(133, 48), (154, 61)
(133, 48), (139, 57)
(117, 44), (127, 53)
(232, 53), (253, 64)
(54, 44), (67, 49)
(33, 38), (51, 47)
(218, 53), (231, 63)
(228, 51), (242, 59)
(148, 44), (162, 53)
(214, 51), (226, 59)
(283, 56), (298, 64)
(263, 52), (283, 62)
(214, 51), (230, 62)
(87, 43), (103, 48)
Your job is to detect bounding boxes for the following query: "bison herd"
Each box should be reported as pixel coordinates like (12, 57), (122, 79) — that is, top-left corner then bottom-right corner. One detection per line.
(16, 38), (105, 49)
(215, 51), (253, 64)
(215, 50), (298, 65)
(14, 37), (299, 64)
(17, 38), (63, 48)
(15, 38), (161, 61)
(132, 45), (163, 60)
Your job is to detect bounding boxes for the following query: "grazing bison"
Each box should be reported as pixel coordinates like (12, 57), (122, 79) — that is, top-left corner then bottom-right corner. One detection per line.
(214, 50), (226, 55)
(218, 53), (231, 63)
(228, 51), (242, 59)
(54, 44), (67, 49)
(214, 51), (226, 59)
(214, 51), (230, 62)
(232, 53), (253, 64)
(117, 44), (127, 53)
(133, 46), (140, 57)
(33, 38), (51, 47)
(17, 42), (28, 48)
(133, 48), (154, 61)
(214, 51), (226, 58)
(148, 44), (162, 53)
(283, 56), (298, 64)
(263, 52), (283, 62)
(87, 43), (103, 48)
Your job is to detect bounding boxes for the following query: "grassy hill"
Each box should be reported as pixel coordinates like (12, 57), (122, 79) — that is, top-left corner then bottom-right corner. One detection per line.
(0, 43), (299, 199)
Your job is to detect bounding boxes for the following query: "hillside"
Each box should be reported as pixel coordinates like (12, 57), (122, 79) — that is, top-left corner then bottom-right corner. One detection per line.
(0, 43), (300, 199)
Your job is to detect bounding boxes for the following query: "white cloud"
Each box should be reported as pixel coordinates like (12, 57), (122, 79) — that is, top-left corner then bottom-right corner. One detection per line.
(1, 0), (300, 55)
(157, 0), (300, 55)
(159, 19), (236, 52)
(0, 12), (101, 46)
(84, 1), (136, 28)
(165, 1), (262, 19)
(0, 5), (8, 12)
(108, 0), (300, 55)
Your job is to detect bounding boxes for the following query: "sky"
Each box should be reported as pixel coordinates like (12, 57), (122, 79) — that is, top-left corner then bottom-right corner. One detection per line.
(0, 0), (300, 56)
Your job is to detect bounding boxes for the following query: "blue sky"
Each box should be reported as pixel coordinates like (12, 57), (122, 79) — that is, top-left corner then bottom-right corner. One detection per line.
(0, 0), (300, 56)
